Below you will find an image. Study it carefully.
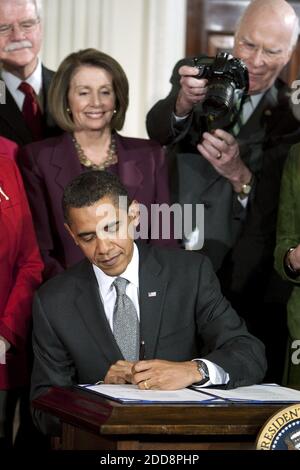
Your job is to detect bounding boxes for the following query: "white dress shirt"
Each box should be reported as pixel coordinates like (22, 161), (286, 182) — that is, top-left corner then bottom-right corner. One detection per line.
(2, 58), (43, 111)
(92, 243), (140, 332)
(92, 243), (229, 386)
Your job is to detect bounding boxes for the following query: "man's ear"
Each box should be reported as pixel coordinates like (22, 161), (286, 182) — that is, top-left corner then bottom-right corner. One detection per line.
(64, 223), (78, 245)
(128, 200), (140, 227)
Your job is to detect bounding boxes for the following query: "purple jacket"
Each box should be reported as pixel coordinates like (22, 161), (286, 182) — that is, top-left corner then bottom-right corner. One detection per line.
(19, 132), (176, 279)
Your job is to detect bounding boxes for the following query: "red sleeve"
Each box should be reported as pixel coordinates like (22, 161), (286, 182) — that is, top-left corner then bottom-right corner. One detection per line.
(0, 136), (19, 161)
(18, 145), (65, 279)
(0, 161), (44, 349)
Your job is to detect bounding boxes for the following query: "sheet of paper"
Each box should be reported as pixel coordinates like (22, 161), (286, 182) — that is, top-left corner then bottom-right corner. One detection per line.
(77, 383), (300, 404)
(78, 384), (218, 403)
(207, 384), (300, 402)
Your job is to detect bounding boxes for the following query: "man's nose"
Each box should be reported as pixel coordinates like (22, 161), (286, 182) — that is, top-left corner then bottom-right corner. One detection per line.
(9, 24), (26, 41)
(95, 237), (111, 254)
(251, 48), (265, 67)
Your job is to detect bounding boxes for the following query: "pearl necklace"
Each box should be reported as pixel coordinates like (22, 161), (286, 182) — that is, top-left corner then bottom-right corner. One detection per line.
(72, 134), (118, 170)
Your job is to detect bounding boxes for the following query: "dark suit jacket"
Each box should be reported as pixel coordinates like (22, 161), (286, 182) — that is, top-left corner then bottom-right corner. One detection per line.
(217, 142), (298, 383)
(0, 65), (61, 146)
(146, 57), (300, 270)
(19, 132), (176, 279)
(30, 243), (266, 435)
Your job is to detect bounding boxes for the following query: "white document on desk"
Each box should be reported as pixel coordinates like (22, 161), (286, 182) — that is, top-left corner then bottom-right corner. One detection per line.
(78, 383), (300, 404)
(78, 384), (220, 403)
(206, 384), (300, 403)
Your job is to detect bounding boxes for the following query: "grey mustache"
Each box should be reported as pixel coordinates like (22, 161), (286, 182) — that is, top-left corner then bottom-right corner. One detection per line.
(4, 41), (32, 52)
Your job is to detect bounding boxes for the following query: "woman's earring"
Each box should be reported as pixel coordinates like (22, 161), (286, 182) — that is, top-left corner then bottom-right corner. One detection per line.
(113, 109), (117, 114)
(67, 108), (71, 114)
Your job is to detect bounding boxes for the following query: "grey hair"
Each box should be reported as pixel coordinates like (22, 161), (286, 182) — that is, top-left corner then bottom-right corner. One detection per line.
(33, 0), (43, 18)
(0, 0), (42, 16)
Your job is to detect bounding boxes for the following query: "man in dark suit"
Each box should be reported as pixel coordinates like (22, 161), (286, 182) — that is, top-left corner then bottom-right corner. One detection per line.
(146, 0), (300, 272)
(30, 171), (266, 436)
(0, 0), (60, 145)
(218, 142), (294, 382)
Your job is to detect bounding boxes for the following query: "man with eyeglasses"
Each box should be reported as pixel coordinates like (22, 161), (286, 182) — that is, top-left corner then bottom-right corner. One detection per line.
(0, 0), (60, 145)
(147, 0), (300, 269)
(146, 0), (300, 382)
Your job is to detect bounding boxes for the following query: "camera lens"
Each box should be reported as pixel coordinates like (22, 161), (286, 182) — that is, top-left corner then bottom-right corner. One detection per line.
(203, 78), (235, 117)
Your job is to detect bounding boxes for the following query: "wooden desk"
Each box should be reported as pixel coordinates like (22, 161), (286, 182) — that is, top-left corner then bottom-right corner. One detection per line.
(32, 387), (284, 450)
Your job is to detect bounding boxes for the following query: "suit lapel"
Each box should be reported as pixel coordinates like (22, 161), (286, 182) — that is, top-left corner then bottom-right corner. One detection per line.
(74, 260), (122, 364)
(41, 66), (57, 129)
(115, 134), (144, 199)
(50, 133), (82, 190)
(138, 244), (168, 359)
(0, 85), (32, 143)
(239, 86), (278, 140)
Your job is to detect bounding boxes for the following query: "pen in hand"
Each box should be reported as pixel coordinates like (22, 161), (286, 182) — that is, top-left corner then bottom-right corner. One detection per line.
(139, 340), (145, 361)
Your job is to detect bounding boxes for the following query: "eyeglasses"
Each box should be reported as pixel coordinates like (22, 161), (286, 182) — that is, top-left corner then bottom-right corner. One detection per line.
(0, 17), (40, 36)
(238, 39), (286, 64)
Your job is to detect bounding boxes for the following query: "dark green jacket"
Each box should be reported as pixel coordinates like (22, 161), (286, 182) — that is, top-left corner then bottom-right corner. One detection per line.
(274, 145), (300, 385)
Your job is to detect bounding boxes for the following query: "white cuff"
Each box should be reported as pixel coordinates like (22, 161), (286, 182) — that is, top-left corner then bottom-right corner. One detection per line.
(192, 358), (230, 388)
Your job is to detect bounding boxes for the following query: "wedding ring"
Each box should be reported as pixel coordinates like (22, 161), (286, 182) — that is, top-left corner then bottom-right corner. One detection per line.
(216, 152), (222, 159)
(144, 380), (149, 390)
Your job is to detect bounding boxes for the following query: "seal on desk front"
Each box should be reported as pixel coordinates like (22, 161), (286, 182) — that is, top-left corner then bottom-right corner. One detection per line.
(256, 404), (300, 450)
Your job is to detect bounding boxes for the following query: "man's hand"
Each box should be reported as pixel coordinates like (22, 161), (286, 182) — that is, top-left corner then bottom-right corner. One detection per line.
(175, 65), (208, 117)
(0, 335), (10, 365)
(104, 360), (135, 384)
(131, 359), (200, 390)
(197, 129), (252, 192)
(287, 244), (300, 272)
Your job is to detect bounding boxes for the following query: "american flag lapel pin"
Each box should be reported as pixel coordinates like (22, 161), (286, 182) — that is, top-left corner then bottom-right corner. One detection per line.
(148, 292), (157, 297)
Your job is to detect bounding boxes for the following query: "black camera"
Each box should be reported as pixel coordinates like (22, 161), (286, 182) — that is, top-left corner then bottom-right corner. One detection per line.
(193, 52), (249, 118)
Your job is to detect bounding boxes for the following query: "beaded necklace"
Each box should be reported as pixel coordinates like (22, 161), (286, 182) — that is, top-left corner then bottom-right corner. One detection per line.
(72, 133), (117, 170)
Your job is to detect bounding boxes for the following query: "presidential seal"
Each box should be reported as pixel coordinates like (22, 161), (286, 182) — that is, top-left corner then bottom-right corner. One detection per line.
(256, 404), (300, 450)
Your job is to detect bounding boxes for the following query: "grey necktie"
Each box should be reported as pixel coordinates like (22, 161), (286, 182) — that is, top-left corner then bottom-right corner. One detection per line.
(113, 277), (139, 361)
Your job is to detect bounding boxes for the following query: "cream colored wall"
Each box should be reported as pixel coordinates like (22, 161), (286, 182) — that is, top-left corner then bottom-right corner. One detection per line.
(41, 0), (187, 137)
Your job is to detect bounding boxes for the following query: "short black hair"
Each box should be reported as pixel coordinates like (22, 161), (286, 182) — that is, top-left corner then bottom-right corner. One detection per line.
(63, 171), (130, 224)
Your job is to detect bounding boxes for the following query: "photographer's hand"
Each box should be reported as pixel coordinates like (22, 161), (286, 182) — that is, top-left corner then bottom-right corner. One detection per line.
(197, 129), (252, 193)
(175, 65), (208, 117)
